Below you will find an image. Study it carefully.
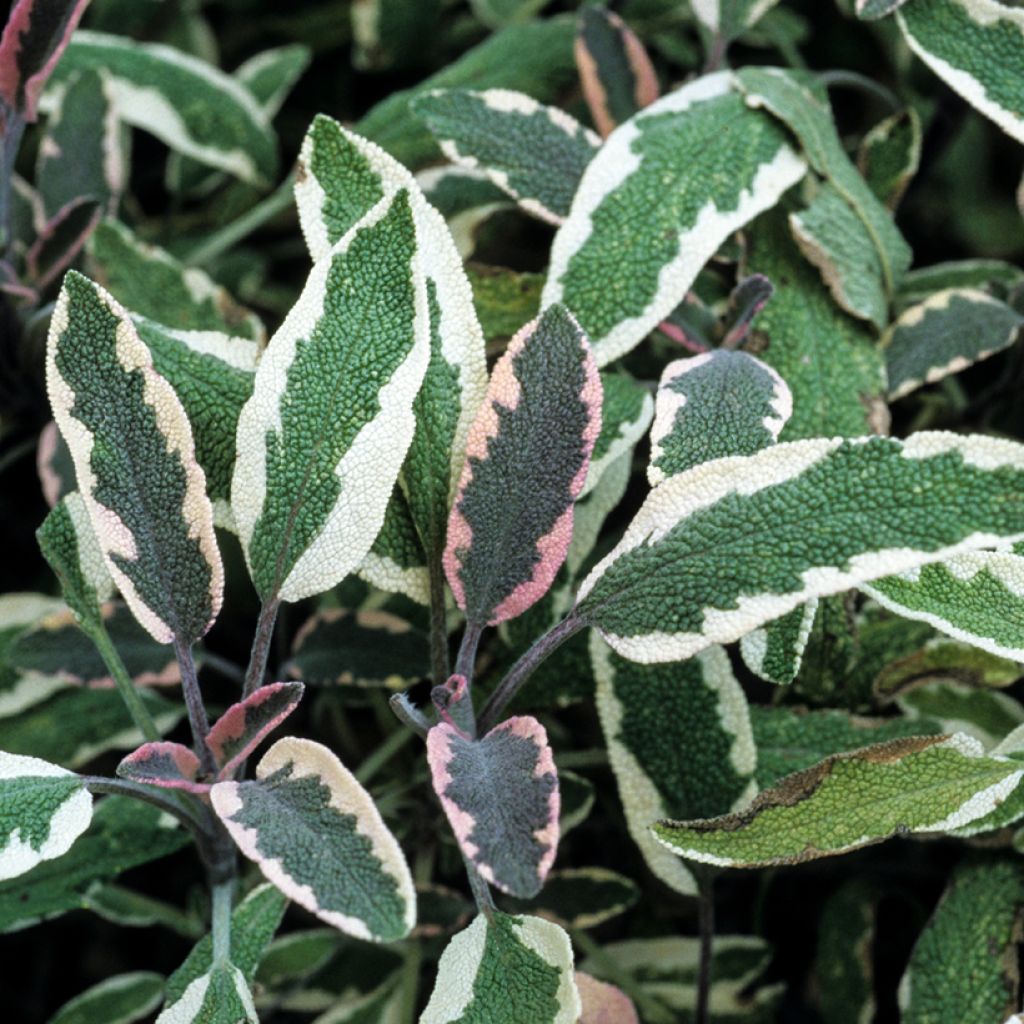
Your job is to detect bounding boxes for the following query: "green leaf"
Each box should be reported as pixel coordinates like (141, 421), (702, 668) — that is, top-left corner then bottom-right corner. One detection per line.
(576, 434), (1024, 664)
(592, 634), (755, 895)
(47, 972), (164, 1024)
(470, 0), (553, 29)
(740, 600), (818, 686)
(46, 272), (224, 645)
(567, 449), (632, 581)
(156, 964), (256, 1024)
(896, 679), (1024, 748)
(897, 0), (1024, 145)
(648, 350), (792, 484)
(543, 71), (806, 366)
(232, 189), (429, 603)
(559, 770), (595, 836)
(234, 43), (312, 117)
(420, 912), (581, 1024)
(581, 372), (653, 498)
(352, 0), (442, 71)
(211, 737), (416, 941)
(899, 857), (1024, 1023)
(654, 733), (1023, 867)
(872, 636), (1021, 698)
(883, 288), (1023, 400)
(465, 264), (544, 343)
(358, 486), (431, 604)
(811, 881), (877, 1024)
(24, 197), (102, 292)
(419, 168), (512, 259)
(413, 88), (599, 224)
(857, 108), (921, 210)
(691, 0), (784, 41)
(898, 258), (1024, 306)
(505, 867), (639, 929)
(43, 31), (278, 185)
(0, 751), (91, 881)
(856, 0), (909, 19)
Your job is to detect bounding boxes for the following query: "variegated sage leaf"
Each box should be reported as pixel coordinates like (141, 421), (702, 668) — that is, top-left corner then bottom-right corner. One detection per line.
(899, 258), (1024, 306)
(899, 858), (1024, 1023)
(883, 288), (1023, 400)
(648, 350), (792, 485)
(117, 741), (206, 794)
(427, 715), (559, 898)
(43, 31), (278, 186)
(895, 680), (1024, 749)
(857, 108), (921, 210)
(420, 913), (581, 1024)
(574, 6), (659, 138)
(211, 737), (416, 941)
(24, 197), (102, 292)
(592, 634), (755, 896)
(897, 0), (1024, 145)
(654, 733), (1023, 867)
(873, 637), (1020, 699)
(445, 305), (601, 626)
(0, 752), (92, 881)
(232, 189), (429, 603)
(156, 964), (256, 1024)
(46, 272), (224, 646)
(352, 0), (442, 71)
(864, 552), (1024, 661)
(543, 71), (806, 366)
(575, 972), (640, 1024)
(47, 972), (164, 1024)
(739, 600), (819, 686)
(580, 372), (653, 498)
(205, 681), (304, 777)
(691, 0), (783, 40)
(359, 485), (431, 604)
(856, 0), (910, 17)
(576, 434), (1024, 664)
(413, 89), (600, 225)
(812, 881), (878, 1024)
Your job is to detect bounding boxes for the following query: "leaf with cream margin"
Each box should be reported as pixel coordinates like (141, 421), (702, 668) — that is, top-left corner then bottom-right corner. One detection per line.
(352, 0), (442, 71)
(211, 737), (416, 942)
(42, 30), (277, 186)
(45, 272), (224, 646)
(883, 288), (1023, 400)
(592, 634), (755, 896)
(420, 912), (581, 1024)
(691, 0), (783, 40)
(427, 715), (559, 898)
(899, 857), (1024, 1024)
(542, 71), (806, 367)
(418, 167), (513, 260)
(0, 593), (68, 719)
(47, 972), (165, 1024)
(358, 486), (431, 604)
(873, 637), (1020, 698)
(37, 420), (75, 509)
(575, 973), (639, 1024)
(567, 450), (632, 582)
(0, 752), (92, 881)
(445, 305), (601, 626)
(857, 107), (921, 210)
(506, 867), (639, 930)
(811, 880), (878, 1024)
(653, 732), (1024, 868)
(24, 197), (102, 293)
(647, 349), (792, 485)
(156, 964), (257, 1024)
(574, 434), (1024, 664)
(579, 372), (652, 499)
(896, 0), (1024, 146)
(231, 189), (429, 603)
(575, 6), (659, 138)
(740, 600), (819, 686)
(895, 680), (1024, 749)
(898, 258), (1024, 306)
(413, 88), (600, 225)
(856, 0), (910, 18)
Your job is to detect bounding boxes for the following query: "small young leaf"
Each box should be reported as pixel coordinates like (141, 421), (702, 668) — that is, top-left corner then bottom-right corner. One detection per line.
(740, 600), (819, 686)
(872, 637), (1020, 698)
(575, 972), (639, 1024)
(427, 715), (559, 898)
(445, 304), (601, 626)
(156, 964), (256, 1024)
(857, 108), (921, 210)
(420, 912), (581, 1024)
(46, 272), (224, 645)
(211, 737), (416, 941)
(117, 742), (205, 794)
(205, 681), (304, 777)
(47, 971), (164, 1024)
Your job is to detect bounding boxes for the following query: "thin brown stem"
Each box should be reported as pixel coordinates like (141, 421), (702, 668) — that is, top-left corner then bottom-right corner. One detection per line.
(242, 597), (281, 699)
(173, 637), (215, 776)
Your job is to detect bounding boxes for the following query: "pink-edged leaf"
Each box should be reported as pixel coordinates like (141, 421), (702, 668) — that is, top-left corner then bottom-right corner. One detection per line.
(25, 196), (101, 290)
(117, 741), (208, 794)
(206, 681), (304, 778)
(430, 673), (473, 736)
(0, 0), (91, 122)
(576, 973), (640, 1024)
(427, 714), (560, 899)
(443, 303), (601, 626)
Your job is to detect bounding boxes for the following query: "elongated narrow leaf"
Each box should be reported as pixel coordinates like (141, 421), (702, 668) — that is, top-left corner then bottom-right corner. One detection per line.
(575, 6), (659, 138)
(900, 858), (1024, 1023)
(507, 867), (639, 929)
(428, 715), (559, 898)
(25, 197), (102, 292)
(205, 681), (304, 776)
(593, 634), (755, 895)
(857, 0), (910, 17)
(576, 973), (639, 1024)
(0, 752), (91, 881)
(44, 31), (277, 185)
(899, 258), (1024, 305)
(543, 72), (806, 366)
(873, 637), (1020, 698)
(421, 913), (581, 1024)
(740, 600), (819, 686)
(46, 272), (224, 645)
(157, 964), (256, 1024)
(232, 190), (429, 602)
(359, 485), (431, 603)
(580, 373), (652, 498)
(577, 434), (1024, 663)
(655, 733), (1022, 867)
(211, 737), (416, 941)
(413, 89), (599, 225)
(857, 108), (921, 210)
(47, 972), (165, 1024)
(648, 350), (792, 485)
(884, 288), (1023, 400)
(897, 0), (1024, 145)
(444, 305), (600, 625)
(117, 741), (205, 793)
(812, 881), (877, 1024)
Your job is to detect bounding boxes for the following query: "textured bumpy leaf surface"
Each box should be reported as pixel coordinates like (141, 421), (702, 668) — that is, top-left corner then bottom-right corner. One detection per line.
(543, 72), (806, 366)
(413, 88), (599, 224)
(740, 600), (819, 686)
(865, 552), (1024, 661)
(900, 858), (1024, 1023)
(420, 912), (581, 1024)
(648, 350), (792, 485)
(427, 715), (559, 898)
(232, 189), (429, 602)
(205, 682), (304, 777)
(654, 733), (1023, 867)
(884, 288), (1023, 400)
(857, 108), (921, 210)
(46, 272), (224, 645)
(897, 0), (1024, 145)
(48, 972), (164, 1024)
(157, 964), (256, 1024)
(593, 635), (755, 895)
(445, 305), (601, 625)
(117, 741), (204, 794)
(0, 752), (91, 881)
(581, 372), (653, 498)
(359, 486), (431, 603)
(576, 434), (1024, 663)
(44, 31), (277, 185)
(211, 737), (415, 941)
(574, 6), (659, 138)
